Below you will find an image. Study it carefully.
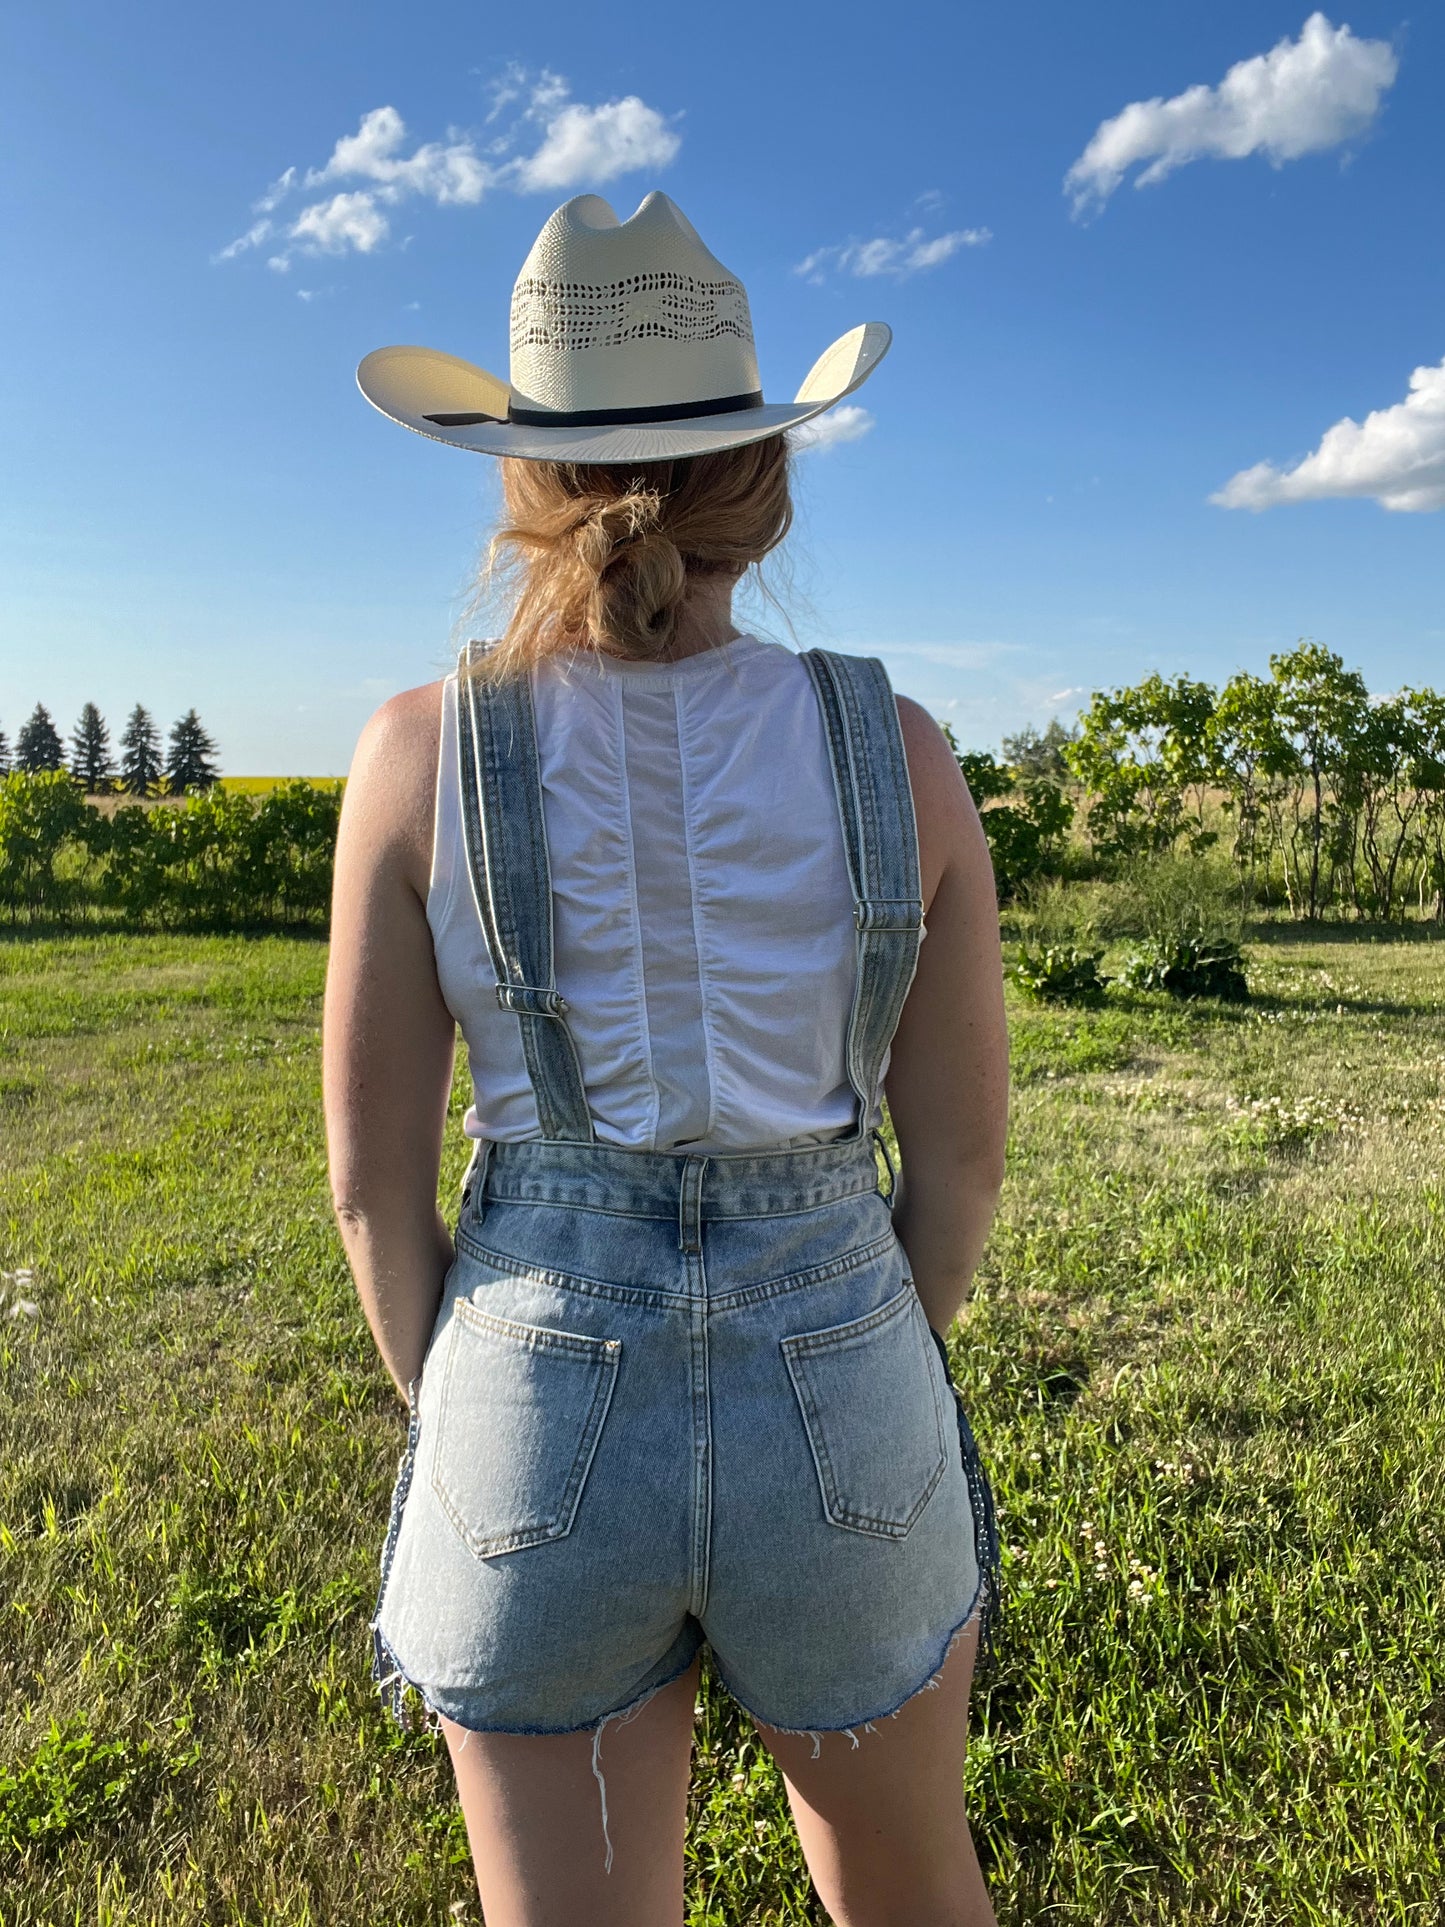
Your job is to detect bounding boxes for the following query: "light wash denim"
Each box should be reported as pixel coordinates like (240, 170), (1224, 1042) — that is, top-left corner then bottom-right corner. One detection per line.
(367, 644), (1001, 1857)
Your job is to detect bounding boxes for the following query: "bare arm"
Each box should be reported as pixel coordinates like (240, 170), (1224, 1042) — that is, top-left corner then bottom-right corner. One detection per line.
(322, 680), (457, 1405)
(885, 697), (1009, 1337)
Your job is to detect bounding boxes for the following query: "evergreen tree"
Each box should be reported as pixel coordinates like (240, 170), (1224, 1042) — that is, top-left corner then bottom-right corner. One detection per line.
(69, 702), (114, 792)
(1002, 718), (1080, 786)
(165, 708), (220, 793)
(120, 704), (163, 796)
(16, 704), (65, 772)
(0, 726), (11, 777)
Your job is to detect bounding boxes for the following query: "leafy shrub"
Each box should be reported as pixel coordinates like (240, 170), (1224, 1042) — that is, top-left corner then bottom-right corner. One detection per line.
(0, 770), (90, 916)
(1120, 935), (1249, 1001)
(949, 742), (1074, 896)
(0, 769), (340, 928)
(1010, 941), (1108, 1004)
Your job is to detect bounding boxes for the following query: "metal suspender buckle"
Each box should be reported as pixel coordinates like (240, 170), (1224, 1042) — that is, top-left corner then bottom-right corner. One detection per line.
(854, 898), (926, 934)
(494, 984), (570, 1017)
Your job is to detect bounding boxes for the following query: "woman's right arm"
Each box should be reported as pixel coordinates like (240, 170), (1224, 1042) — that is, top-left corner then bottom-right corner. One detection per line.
(884, 699), (1010, 1337)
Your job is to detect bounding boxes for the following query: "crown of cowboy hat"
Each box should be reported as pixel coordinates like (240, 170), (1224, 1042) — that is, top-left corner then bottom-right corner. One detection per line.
(356, 190), (890, 464)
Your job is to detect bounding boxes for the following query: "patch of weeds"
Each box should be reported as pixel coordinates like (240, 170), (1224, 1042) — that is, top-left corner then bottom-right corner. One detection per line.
(0, 1717), (172, 1858)
(1115, 852), (1252, 1000)
(1009, 943), (1108, 1005)
(1121, 936), (1250, 1003)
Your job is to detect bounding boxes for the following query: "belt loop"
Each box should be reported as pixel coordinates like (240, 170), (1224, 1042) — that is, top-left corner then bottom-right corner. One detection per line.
(678, 1156), (707, 1255)
(461, 1138), (494, 1228)
(872, 1126), (899, 1210)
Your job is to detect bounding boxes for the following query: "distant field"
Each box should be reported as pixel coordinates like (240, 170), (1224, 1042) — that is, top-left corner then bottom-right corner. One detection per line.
(219, 777), (345, 796)
(0, 928), (1441, 1923)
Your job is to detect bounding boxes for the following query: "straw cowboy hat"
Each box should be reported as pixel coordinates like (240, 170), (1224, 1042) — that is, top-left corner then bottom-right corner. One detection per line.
(356, 190), (890, 464)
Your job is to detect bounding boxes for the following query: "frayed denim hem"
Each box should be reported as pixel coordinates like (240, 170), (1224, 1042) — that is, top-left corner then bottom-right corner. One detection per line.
(715, 1566), (987, 1759)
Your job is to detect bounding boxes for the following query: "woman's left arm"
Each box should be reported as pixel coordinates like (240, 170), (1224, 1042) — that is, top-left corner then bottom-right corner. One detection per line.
(322, 682), (457, 1405)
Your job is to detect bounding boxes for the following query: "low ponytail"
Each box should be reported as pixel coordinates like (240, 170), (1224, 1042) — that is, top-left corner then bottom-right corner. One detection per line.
(477, 437), (792, 677)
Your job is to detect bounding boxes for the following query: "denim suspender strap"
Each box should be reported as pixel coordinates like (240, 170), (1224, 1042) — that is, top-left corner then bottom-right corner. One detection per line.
(455, 640), (596, 1144)
(800, 649), (925, 1147)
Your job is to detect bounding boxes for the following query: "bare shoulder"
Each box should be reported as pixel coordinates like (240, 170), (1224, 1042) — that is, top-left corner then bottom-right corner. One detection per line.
(340, 678), (447, 899)
(895, 696), (971, 817)
(894, 694), (988, 908)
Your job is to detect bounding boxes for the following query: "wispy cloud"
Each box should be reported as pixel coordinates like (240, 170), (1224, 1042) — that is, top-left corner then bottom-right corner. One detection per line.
(1066, 12), (1398, 218)
(796, 221), (990, 283)
(512, 96), (680, 192)
(789, 404), (875, 453)
(215, 70), (681, 274)
(1212, 356), (1445, 513)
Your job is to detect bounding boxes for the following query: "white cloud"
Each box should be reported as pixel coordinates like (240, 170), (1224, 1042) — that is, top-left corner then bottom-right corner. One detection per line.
(212, 218), (272, 263)
(305, 105), (490, 205)
(289, 190), (390, 255)
(1211, 356), (1445, 513)
(1066, 12), (1398, 217)
(218, 71), (680, 275)
(789, 404), (875, 452)
(796, 224), (990, 282)
(511, 96), (680, 192)
(254, 167), (296, 214)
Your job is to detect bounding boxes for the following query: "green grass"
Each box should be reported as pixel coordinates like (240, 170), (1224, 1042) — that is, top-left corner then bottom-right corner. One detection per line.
(0, 928), (1442, 1923)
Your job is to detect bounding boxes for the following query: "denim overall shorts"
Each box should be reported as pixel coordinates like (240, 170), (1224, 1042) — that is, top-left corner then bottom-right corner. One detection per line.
(368, 643), (1002, 1796)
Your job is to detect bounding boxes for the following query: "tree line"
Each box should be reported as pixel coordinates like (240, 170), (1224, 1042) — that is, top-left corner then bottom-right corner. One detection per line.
(1062, 641), (1445, 921)
(3, 640), (1441, 929)
(0, 702), (220, 795)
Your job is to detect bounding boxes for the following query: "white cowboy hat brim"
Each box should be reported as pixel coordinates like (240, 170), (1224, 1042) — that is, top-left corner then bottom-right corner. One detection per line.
(355, 322), (890, 463)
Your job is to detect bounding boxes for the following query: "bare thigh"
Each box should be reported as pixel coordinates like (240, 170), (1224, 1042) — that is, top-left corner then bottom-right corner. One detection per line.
(438, 1654), (702, 1927)
(753, 1610), (996, 1927)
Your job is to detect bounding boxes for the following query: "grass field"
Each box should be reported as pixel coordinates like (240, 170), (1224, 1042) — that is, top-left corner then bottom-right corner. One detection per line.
(1, 926), (1442, 1923)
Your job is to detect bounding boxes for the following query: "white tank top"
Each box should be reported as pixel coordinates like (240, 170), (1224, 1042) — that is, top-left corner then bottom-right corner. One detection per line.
(427, 631), (901, 1154)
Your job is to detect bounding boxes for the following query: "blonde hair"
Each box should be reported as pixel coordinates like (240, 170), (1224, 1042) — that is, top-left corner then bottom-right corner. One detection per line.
(475, 436), (793, 678)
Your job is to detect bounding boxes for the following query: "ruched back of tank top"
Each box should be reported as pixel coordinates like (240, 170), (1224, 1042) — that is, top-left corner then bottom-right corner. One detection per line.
(426, 631), (916, 1154)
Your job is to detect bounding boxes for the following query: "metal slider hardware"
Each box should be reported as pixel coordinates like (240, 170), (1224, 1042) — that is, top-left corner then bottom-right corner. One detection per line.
(854, 898), (926, 934)
(495, 984), (570, 1016)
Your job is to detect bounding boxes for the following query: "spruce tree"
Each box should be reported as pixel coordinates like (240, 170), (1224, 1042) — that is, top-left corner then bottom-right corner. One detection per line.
(120, 704), (163, 796)
(69, 702), (114, 792)
(165, 709), (220, 793)
(0, 727), (11, 777)
(16, 704), (65, 772)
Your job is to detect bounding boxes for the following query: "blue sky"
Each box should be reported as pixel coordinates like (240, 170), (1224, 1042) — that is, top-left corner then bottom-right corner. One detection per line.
(3, 2), (1441, 773)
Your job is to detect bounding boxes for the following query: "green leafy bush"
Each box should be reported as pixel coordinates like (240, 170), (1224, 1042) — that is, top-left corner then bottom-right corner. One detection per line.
(1116, 851), (1251, 1000)
(948, 738), (1074, 896)
(1009, 942), (1108, 1004)
(0, 770), (340, 928)
(1121, 935), (1249, 1001)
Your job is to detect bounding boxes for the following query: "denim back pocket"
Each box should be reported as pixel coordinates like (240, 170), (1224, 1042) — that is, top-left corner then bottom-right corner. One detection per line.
(431, 1300), (621, 1559)
(781, 1282), (947, 1540)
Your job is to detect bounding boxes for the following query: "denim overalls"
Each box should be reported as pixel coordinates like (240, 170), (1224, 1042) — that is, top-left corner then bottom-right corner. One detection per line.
(368, 641), (1000, 1822)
